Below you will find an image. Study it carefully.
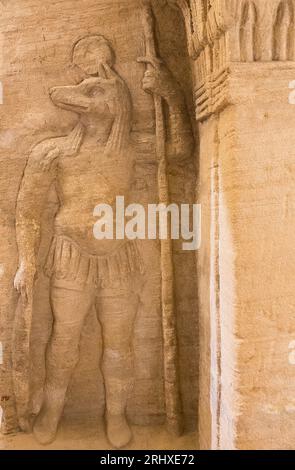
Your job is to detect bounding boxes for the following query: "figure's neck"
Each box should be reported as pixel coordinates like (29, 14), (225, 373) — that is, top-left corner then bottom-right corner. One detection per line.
(80, 115), (113, 146)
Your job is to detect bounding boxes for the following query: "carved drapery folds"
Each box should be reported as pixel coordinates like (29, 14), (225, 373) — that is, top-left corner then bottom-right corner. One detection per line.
(168, 0), (295, 120)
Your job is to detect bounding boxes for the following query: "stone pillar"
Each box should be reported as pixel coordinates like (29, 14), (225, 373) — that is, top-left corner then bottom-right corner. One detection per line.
(172, 0), (295, 450)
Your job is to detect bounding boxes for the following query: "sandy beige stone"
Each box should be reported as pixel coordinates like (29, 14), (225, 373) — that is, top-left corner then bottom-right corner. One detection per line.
(174, 0), (295, 451)
(0, 0), (198, 450)
(3, 0), (295, 453)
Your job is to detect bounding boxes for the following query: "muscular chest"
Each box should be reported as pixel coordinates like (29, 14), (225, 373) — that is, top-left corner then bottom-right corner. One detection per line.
(56, 149), (134, 204)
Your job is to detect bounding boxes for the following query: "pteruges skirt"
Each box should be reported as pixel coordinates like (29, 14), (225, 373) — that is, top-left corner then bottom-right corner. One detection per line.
(44, 235), (145, 289)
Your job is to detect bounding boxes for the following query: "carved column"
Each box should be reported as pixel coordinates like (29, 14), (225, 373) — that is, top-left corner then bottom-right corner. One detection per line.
(171, 0), (295, 450)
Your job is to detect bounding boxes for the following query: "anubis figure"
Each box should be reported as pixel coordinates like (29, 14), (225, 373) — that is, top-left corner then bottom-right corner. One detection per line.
(14, 35), (193, 447)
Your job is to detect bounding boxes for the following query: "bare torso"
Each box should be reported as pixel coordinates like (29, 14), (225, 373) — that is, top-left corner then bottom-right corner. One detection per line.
(54, 140), (135, 255)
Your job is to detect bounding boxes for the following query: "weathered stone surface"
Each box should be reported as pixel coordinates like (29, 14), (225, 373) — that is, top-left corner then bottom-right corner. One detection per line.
(174, 0), (295, 451)
(0, 0), (198, 449)
(2, 0), (294, 453)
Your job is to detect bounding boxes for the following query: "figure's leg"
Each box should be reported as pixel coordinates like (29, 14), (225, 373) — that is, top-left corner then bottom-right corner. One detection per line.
(29, 275), (53, 418)
(96, 284), (139, 448)
(33, 280), (94, 445)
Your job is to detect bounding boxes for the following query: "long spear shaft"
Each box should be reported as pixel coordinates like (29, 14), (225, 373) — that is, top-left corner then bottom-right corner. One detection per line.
(141, 1), (183, 435)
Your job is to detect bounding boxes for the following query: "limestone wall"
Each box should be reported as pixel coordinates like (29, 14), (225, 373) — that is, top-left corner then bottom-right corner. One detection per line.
(0, 0), (198, 442)
(2, 0), (294, 452)
(174, 0), (295, 450)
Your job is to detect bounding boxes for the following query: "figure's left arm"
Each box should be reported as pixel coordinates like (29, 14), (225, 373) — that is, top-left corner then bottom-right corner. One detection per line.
(139, 58), (194, 163)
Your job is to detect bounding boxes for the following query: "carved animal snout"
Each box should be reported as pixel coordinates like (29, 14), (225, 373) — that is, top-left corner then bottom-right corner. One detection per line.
(50, 85), (90, 113)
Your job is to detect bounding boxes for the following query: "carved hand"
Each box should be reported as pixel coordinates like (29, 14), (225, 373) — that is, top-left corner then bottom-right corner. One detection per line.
(14, 261), (37, 304)
(138, 57), (182, 104)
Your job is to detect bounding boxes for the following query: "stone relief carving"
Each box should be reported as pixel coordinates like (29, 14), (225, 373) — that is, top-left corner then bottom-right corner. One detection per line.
(169, 0), (295, 120)
(140, 1), (194, 436)
(11, 16), (194, 447)
(13, 35), (141, 448)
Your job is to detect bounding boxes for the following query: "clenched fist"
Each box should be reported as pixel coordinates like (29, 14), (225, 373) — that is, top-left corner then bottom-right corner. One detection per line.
(138, 57), (182, 104)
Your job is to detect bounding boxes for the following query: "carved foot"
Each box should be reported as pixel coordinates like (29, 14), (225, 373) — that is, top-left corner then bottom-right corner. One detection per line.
(106, 413), (132, 448)
(33, 406), (61, 445)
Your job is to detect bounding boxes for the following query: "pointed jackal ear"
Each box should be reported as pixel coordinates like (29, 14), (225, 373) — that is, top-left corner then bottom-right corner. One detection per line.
(98, 63), (108, 79)
(100, 63), (118, 79)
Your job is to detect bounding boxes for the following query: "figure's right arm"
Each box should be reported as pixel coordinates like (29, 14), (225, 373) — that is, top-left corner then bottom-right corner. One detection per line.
(14, 142), (60, 300)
